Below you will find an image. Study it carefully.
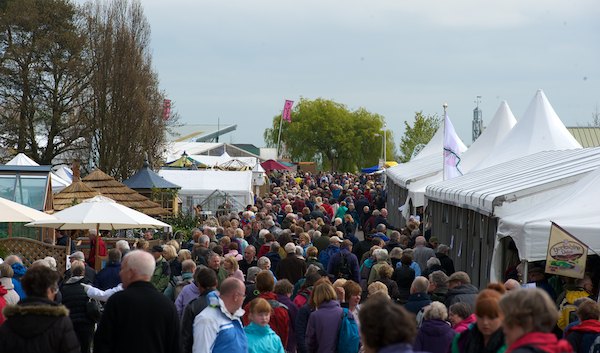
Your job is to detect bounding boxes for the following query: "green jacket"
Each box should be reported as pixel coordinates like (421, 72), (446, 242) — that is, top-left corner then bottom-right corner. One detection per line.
(151, 256), (171, 293)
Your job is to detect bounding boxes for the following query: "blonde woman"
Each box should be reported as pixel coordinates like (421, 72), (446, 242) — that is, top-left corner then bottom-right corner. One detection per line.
(163, 244), (181, 277)
(221, 256), (245, 282)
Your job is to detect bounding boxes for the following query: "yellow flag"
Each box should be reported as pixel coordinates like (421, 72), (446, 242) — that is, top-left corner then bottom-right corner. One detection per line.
(545, 222), (587, 279)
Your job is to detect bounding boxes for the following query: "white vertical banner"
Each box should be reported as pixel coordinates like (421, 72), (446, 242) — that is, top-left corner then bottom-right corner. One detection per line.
(443, 113), (467, 180)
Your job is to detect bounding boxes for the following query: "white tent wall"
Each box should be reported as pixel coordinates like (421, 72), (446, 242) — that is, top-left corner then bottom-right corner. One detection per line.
(158, 170), (253, 214)
(425, 147), (600, 287)
(498, 164), (600, 263)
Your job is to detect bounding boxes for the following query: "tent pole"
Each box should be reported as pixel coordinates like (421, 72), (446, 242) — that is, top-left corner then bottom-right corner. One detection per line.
(95, 225), (100, 272)
(276, 116), (283, 159)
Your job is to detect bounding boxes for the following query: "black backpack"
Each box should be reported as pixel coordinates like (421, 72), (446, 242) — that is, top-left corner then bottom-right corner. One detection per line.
(336, 253), (352, 280)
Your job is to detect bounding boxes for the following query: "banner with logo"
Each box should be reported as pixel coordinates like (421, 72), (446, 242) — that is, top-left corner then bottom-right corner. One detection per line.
(282, 100), (294, 122)
(545, 222), (587, 279)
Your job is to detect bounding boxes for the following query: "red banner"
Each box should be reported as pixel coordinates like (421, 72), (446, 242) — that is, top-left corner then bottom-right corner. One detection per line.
(282, 100), (294, 122)
(163, 99), (171, 121)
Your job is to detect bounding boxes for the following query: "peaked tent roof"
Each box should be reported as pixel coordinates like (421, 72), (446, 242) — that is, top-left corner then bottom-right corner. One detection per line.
(473, 90), (582, 171)
(459, 101), (517, 173)
(261, 159), (291, 172)
(497, 164), (600, 262)
(412, 126), (443, 161)
(6, 153), (38, 166)
(123, 160), (181, 189)
(6, 153), (71, 191)
(82, 169), (169, 216)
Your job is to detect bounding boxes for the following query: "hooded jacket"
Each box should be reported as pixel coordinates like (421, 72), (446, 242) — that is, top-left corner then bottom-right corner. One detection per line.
(566, 319), (600, 353)
(0, 297), (80, 353)
(245, 322), (285, 353)
(445, 284), (479, 309)
(507, 332), (573, 353)
(414, 319), (456, 353)
(0, 277), (20, 304)
(453, 314), (477, 333)
(11, 262), (26, 299)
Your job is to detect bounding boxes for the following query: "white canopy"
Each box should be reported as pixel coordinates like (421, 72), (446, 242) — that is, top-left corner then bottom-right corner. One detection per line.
(26, 195), (170, 230)
(497, 165), (600, 262)
(158, 169), (254, 209)
(6, 153), (71, 192)
(426, 147), (600, 217)
(0, 196), (56, 223)
(473, 90), (581, 171)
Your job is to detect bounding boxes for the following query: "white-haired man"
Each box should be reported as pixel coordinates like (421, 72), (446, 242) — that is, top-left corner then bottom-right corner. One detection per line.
(94, 250), (180, 353)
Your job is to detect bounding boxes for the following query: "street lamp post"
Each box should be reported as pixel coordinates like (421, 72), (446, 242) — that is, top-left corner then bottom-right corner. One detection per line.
(383, 123), (387, 164)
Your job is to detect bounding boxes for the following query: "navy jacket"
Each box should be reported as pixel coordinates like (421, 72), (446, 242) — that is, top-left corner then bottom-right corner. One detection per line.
(94, 262), (121, 290)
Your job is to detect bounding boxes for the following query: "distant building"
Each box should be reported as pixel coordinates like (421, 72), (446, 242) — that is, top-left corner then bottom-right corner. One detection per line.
(567, 127), (600, 148)
(167, 123), (237, 143)
(472, 97), (483, 142)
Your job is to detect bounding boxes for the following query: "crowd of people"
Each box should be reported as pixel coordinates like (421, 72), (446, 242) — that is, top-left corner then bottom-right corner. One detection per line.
(0, 171), (598, 353)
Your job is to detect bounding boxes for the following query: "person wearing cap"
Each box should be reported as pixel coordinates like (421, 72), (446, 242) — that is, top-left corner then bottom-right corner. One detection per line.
(318, 236), (342, 270)
(276, 243), (307, 284)
(445, 271), (479, 310)
(63, 251), (96, 285)
(150, 245), (171, 292)
(327, 239), (360, 283)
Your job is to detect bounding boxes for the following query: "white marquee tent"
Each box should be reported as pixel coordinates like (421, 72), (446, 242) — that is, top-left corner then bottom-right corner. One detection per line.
(158, 169), (253, 213)
(497, 164), (600, 263)
(6, 153), (71, 192)
(403, 101), (517, 209)
(473, 90), (581, 171)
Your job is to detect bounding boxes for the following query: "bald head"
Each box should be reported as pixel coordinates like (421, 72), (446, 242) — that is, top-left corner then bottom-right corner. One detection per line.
(121, 250), (155, 288)
(504, 278), (520, 291)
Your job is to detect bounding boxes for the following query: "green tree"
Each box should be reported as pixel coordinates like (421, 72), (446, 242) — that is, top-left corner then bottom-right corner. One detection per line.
(82, 0), (175, 179)
(0, 0), (91, 164)
(264, 98), (396, 172)
(398, 111), (440, 162)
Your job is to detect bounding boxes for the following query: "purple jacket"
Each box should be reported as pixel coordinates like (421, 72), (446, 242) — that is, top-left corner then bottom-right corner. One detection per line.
(414, 319), (456, 353)
(306, 300), (343, 353)
(175, 282), (200, 318)
(278, 293), (298, 352)
(378, 343), (427, 353)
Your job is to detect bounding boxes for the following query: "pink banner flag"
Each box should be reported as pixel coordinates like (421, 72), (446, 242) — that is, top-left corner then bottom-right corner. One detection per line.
(282, 100), (294, 122)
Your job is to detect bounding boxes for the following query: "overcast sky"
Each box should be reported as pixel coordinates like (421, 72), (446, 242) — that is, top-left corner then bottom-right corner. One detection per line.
(141, 0), (600, 149)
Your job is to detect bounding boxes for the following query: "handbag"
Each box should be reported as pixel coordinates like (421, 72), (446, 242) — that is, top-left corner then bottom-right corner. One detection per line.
(86, 298), (103, 322)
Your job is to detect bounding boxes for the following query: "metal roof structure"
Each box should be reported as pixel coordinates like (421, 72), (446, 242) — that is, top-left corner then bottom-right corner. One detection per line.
(567, 127), (600, 148)
(425, 147), (600, 217)
(167, 124), (237, 143)
(123, 160), (181, 190)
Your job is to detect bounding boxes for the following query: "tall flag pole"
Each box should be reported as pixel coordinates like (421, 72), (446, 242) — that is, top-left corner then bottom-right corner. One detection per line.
(277, 100), (294, 159)
(443, 103), (465, 180)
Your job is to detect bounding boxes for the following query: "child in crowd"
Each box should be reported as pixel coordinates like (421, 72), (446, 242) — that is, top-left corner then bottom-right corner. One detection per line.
(244, 298), (285, 353)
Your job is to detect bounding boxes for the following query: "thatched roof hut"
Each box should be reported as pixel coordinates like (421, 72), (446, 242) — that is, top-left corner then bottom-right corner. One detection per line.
(82, 169), (170, 217)
(53, 166), (99, 211)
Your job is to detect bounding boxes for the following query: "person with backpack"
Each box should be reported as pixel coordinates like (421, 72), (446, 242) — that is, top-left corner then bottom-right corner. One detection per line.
(242, 270), (290, 348)
(164, 259), (196, 301)
(245, 298), (286, 353)
(306, 282), (344, 353)
(565, 299), (600, 353)
(327, 240), (360, 283)
(319, 236), (342, 270)
(558, 276), (594, 332)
